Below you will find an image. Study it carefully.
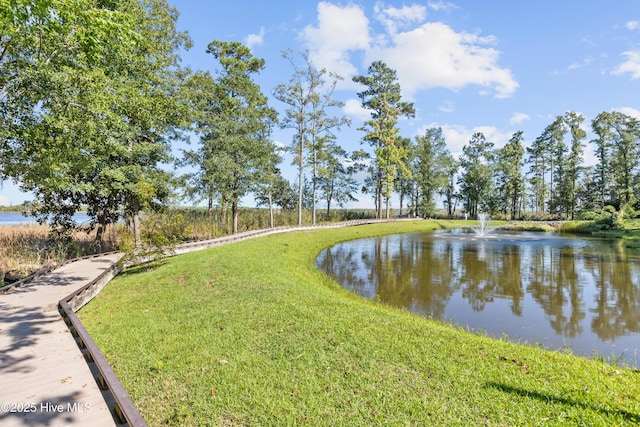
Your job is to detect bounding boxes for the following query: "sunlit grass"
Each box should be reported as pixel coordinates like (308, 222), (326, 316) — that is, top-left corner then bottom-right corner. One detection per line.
(80, 220), (640, 426)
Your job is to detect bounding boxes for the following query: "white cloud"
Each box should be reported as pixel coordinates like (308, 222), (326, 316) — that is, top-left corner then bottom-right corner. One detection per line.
(614, 50), (640, 79)
(568, 56), (593, 71)
(343, 98), (371, 121)
(615, 106), (640, 119)
(626, 20), (640, 31)
(0, 195), (9, 206)
(301, 3), (518, 99)
(427, 1), (458, 12)
(301, 2), (371, 82)
(368, 22), (518, 98)
(510, 112), (530, 125)
(473, 125), (511, 148)
(419, 123), (512, 157)
(374, 2), (427, 35)
(438, 100), (455, 113)
(245, 27), (266, 50)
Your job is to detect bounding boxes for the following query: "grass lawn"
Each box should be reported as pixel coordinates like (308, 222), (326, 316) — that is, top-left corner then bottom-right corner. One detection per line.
(79, 220), (640, 426)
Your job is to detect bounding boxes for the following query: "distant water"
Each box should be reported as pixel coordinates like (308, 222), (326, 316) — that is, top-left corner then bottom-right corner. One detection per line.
(0, 212), (92, 226)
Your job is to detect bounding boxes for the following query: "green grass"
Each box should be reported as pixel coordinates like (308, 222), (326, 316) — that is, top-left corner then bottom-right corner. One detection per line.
(79, 220), (640, 426)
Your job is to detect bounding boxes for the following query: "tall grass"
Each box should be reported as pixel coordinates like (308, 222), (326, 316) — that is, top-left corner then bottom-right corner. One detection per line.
(0, 224), (120, 284)
(1, 208), (376, 284)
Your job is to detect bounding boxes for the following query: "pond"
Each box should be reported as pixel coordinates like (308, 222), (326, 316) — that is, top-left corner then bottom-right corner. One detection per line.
(316, 229), (640, 368)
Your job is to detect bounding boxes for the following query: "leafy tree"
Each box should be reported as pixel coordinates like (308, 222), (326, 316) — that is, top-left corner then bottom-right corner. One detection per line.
(255, 174), (297, 211)
(440, 155), (459, 218)
(591, 112), (615, 209)
(526, 135), (550, 216)
(179, 71), (221, 214)
(495, 131), (525, 219)
(562, 111), (586, 219)
(273, 50), (349, 225)
(318, 144), (358, 216)
(2, 0), (191, 246)
(459, 132), (494, 218)
(200, 40), (278, 234)
(353, 61), (415, 219)
(414, 128), (450, 218)
(609, 112), (640, 206)
(394, 137), (414, 217)
(544, 115), (568, 217)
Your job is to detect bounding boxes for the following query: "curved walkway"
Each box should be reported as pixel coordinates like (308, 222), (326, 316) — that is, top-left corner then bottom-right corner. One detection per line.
(0, 253), (124, 426)
(0, 219), (398, 426)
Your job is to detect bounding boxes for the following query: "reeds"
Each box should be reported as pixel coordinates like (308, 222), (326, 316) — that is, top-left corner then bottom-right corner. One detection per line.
(0, 223), (120, 284)
(1, 207), (375, 284)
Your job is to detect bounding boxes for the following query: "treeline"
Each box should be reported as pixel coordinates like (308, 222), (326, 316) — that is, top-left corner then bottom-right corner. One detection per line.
(2, 1), (640, 247)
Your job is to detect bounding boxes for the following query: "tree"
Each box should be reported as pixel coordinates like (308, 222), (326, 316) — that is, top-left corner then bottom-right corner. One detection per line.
(609, 112), (640, 206)
(459, 132), (494, 218)
(526, 135), (550, 216)
(1, 0), (137, 180)
(414, 128), (450, 218)
(353, 61), (415, 219)
(562, 111), (586, 219)
(179, 71), (221, 214)
(495, 131), (525, 220)
(394, 137), (414, 217)
(545, 115), (568, 218)
(591, 112), (615, 209)
(318, 144), (358, 216)
(440, 155), (459, 218)
(2, 0), (191, 246)
(273, 50), (349, 225)
(200, 40), (278, 234)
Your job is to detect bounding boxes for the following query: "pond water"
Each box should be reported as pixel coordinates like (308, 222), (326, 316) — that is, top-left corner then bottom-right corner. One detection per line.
(316, 230), (640, 368)
(0, 212), (91, 226)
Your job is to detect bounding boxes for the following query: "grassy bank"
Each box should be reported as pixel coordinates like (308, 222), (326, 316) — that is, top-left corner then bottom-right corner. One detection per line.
(79, 220), (640, 426)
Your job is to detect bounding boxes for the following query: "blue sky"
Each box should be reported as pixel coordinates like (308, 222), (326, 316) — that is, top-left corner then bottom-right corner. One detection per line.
(2, 0), (639, 208)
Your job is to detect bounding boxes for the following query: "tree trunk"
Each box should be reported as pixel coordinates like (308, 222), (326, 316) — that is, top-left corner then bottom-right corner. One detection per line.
(221, 198), (227, 229)
(232, 200), (238, 234)
(312, 147), (317, 225)
(298, 135), (304, 226)
(376, 169), (383, 220)
(385, 196), (390, 220)
(133, 211), (142, 249)
(268, 192), (274, 228)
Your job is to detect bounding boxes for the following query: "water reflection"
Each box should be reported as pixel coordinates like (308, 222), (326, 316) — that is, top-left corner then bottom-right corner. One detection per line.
(316, 230), (640, 367)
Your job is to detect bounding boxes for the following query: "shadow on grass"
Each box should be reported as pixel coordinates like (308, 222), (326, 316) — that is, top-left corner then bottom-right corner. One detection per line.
(486, 382), (640, 423)
(117, 260), (168, 278)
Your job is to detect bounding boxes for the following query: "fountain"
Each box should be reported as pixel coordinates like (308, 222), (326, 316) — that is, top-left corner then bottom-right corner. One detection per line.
(474, 213), (492, 236)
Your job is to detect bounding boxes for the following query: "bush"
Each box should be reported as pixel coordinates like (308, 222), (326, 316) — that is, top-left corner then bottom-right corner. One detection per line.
(578, 210), (601, 221)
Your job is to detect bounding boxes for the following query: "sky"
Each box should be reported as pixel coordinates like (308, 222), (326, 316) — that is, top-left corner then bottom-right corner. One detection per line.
(2, 0), (640, 208)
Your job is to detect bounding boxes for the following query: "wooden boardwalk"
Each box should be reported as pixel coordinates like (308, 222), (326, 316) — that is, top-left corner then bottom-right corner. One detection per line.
(0, 253), (124, 427)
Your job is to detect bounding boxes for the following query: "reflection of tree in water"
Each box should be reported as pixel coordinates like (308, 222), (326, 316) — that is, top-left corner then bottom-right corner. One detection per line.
(459, 242), (497, 311)
(316, 244), (367, 293)
(456, 241), (526, 314)
(318, 232), (640, 342)
(363, 236), (457, 319)
(587, 242), (640, 340)
(525, 245), (585, 338)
